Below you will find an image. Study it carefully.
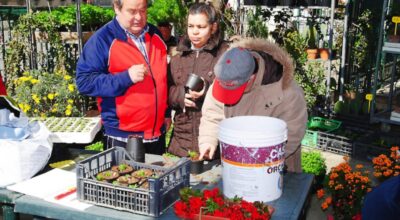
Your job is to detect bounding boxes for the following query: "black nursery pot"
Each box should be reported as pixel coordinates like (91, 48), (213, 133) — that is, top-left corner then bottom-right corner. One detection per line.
(243, 0), (263, 5)
(190, 160), (204, 175)
(126, 136), (145, 163)
(266, 0), (278, 6)
(185, 73), (204, 92)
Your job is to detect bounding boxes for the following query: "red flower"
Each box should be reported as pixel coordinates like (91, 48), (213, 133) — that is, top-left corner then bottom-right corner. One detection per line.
(174, 187), (272, 220)
(174, 201), (188, 218)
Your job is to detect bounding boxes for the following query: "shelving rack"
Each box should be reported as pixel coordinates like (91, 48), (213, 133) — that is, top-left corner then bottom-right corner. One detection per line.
(370, 0), (400, 126)
(242, 0), (341, 110)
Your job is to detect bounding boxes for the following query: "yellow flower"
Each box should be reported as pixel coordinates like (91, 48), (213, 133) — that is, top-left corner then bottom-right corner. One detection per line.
(22, 104), (31, 113)
(51, 107), (58, 113)
(19, 76), (30, 82)
(30, 79), (39, 84)
(32, 94), (40, 104)
(67, 99), (74, 104)
(65, 109), (72, 116)
(66, 104), (73, 109)
(64, 75), (72, 80)
(68, 84), (75, 92)
(48, 93), (55, 100)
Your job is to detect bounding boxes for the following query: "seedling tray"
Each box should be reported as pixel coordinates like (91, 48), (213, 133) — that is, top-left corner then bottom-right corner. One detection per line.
(76, 147), (190, 217)
(41, 117), (101, 143)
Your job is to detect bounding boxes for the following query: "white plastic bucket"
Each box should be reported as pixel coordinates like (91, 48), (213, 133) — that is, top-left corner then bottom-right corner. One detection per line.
(218, 116), (287, 202)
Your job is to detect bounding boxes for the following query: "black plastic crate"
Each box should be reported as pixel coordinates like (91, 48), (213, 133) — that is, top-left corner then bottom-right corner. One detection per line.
(352, 132), (397, 161)
(316, 132), (353, 156)
(76, 147), (190, 217)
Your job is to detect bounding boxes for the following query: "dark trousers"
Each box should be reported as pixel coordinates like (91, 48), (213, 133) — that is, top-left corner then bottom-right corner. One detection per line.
(103, 133), (166, 155)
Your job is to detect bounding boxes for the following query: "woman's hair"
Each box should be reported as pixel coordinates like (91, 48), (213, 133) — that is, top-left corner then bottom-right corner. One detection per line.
(187, 2), (221, 45)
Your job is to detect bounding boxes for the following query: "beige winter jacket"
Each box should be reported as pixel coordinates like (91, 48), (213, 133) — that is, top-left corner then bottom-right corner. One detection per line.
(198, 39), (308, 172)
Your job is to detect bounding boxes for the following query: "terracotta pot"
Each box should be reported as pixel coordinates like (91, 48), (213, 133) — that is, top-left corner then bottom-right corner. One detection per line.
(388, 35), (400, 43)
(319, 48), (329, 60)
(306, 48), (319, 60)
(193, 214), (229, 220)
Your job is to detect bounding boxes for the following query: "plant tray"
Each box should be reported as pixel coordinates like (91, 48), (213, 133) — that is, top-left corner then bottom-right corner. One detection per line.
(76, 147), (190, 217)
(317, 132), (352, 156)
(41, 117), (101, 143)
(308, 117), (342, 132)
(301, 130), (319, 148)
(302, 130), (352, 156)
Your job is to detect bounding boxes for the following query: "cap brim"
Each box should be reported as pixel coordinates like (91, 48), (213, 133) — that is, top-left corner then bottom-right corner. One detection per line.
(212, 79), (248, 105)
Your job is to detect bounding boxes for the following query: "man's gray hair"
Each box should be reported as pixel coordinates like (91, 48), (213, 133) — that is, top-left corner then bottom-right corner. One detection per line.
(113, 0), (148, 10)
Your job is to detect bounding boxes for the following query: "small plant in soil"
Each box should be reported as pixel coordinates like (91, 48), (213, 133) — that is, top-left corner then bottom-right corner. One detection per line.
(188, 151), (200, 161)
(111, 163), (134, 175)
(96, 170), (119, 181)
(162, 152), (180, 167)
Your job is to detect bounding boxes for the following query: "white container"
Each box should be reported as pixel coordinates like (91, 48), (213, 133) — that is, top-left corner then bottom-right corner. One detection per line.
(218, 116), (287, 202)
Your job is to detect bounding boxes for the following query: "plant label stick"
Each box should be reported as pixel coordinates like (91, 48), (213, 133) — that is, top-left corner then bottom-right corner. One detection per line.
(392, 16), (400, 35)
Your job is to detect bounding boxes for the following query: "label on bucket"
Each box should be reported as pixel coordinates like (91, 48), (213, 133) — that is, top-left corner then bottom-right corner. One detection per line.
(220, 141), (285, 202)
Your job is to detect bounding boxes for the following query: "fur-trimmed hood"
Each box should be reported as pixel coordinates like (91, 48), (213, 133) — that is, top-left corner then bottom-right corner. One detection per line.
(230, 38), (295, 89)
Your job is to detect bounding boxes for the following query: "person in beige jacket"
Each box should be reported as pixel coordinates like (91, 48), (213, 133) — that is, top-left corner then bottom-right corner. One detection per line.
(198, 38), (308, 173)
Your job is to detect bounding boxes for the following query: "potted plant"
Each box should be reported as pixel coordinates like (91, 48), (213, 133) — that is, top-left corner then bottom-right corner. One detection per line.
(317, 159), (371, 219)
(188, 150), (204, 175)
(372, 146), (400, 183)
(96, 170), (119, 182)
(301, 150), (327, 191)
(162, 152), (180, 167)
(174, 187), (274, 219)
(387, 4), (400, 43)
(306, 24), (319, 59)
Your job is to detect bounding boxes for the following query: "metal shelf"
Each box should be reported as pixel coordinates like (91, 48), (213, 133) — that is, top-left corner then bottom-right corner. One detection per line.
(371, 0), (400, 127)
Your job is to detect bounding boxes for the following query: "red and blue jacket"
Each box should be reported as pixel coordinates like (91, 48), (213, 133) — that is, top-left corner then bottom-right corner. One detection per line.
(76, 18), (167, 139)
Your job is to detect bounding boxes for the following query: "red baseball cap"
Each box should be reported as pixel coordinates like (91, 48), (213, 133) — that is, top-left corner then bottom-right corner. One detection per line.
(212, 47), (255, 105)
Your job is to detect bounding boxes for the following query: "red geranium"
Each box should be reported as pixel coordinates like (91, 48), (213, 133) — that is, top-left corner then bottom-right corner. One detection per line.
(174, 187), (273, 220)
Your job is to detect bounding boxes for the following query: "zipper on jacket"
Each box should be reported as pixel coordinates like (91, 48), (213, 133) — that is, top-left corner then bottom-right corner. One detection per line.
(127, 37), (158, 138)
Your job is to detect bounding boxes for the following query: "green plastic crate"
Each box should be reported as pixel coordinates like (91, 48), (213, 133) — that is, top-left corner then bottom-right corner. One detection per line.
(308, 117), (342, 132)
(301, 130), (319, 148)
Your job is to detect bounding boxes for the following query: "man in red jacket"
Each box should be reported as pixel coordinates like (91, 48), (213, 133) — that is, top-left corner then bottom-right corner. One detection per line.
(76, 0), (168, 154)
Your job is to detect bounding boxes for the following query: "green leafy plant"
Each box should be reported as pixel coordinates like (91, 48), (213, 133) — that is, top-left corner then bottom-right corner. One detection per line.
(147, 0), (187, 35)
(307, 24), (318, 49)
(85, 141), (104, 151)
(35, 4), (114, 32)
(119, 164), (128, 171)
(284, 30), (327, 109)
(163, 152), (179, 159)
(187, 150), (199, 160)
(301, 150), (327, 176)
(245, 6), (269, 39)
(5, 10), (87, 117)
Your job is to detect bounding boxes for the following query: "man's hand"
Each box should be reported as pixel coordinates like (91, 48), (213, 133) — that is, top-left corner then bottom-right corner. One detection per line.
(128, 64), (148, 83)
(199, 143), (217, 160)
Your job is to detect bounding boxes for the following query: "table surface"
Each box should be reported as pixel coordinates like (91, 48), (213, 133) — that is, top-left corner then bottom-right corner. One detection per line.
(0, 187), (23, 204)
(10, 154), (314, 220)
